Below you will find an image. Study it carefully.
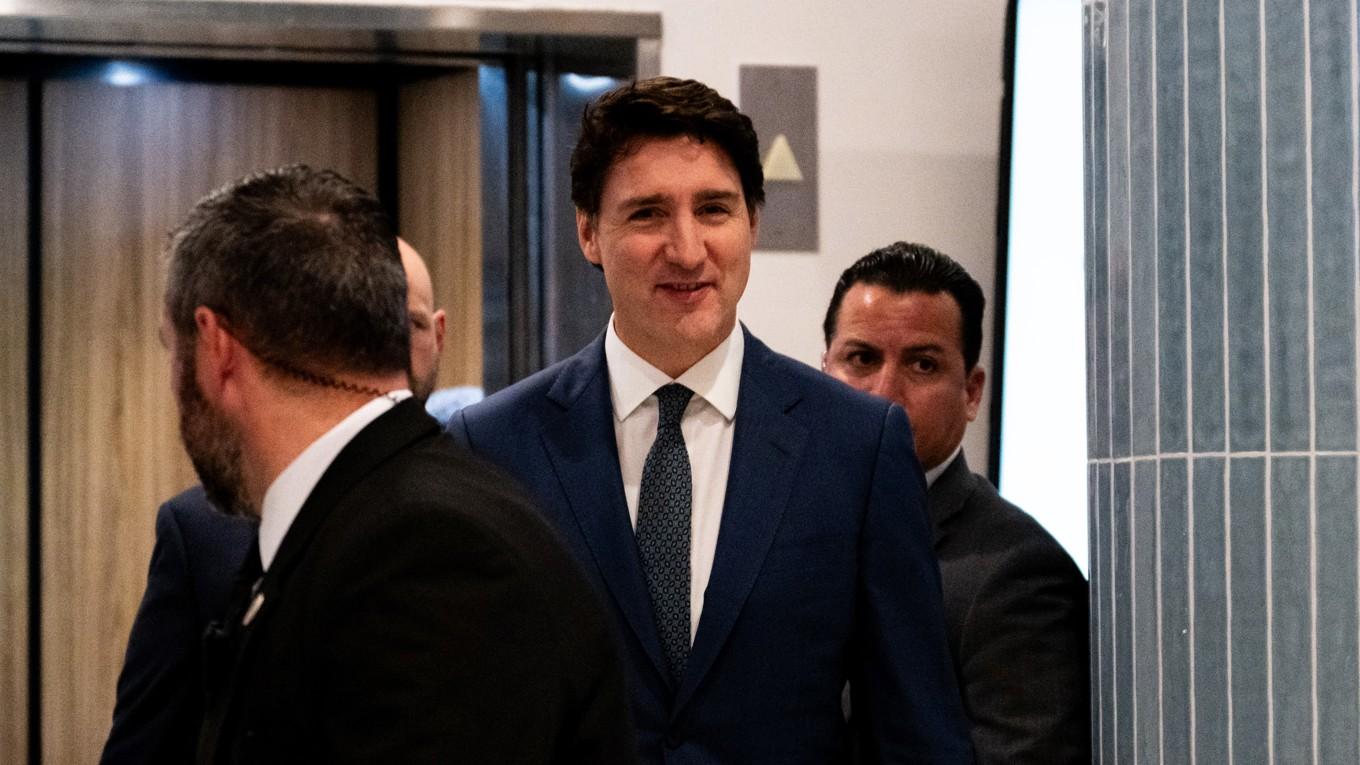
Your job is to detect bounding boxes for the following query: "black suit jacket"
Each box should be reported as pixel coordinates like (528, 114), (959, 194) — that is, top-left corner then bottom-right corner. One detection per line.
(198, 398), (635, 764)
(928, 454), (1090, 764)
(101, 486), (255, 765)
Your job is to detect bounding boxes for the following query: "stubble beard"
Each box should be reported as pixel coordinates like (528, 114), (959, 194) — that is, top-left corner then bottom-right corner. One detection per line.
(176, 355), (254, 519)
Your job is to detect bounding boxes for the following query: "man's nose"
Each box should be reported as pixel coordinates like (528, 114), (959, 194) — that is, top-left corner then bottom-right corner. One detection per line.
(869, 367), (904, 402)
(662, 215), (706, 270)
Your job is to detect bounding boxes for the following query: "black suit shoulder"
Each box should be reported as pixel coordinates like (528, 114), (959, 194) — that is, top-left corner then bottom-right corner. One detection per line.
(220, 421), (634, 764)
(930, 464), (1089, 765)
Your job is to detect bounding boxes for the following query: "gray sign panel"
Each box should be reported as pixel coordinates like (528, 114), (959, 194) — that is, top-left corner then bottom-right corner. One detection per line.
(739, 65), (819, 252)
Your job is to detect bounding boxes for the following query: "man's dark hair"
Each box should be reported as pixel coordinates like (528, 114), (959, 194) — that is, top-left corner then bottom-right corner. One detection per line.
(165, 164), (409, 382)
(823, 241), (986, 371)
(570, 76), (765, 217)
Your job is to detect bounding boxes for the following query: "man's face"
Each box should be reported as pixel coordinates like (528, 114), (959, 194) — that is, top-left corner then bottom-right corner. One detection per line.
(399, 239), (444, 401)
(823, 285), (985, 472)
(578, 134), (755, 372)
(164, 320), (252, 518)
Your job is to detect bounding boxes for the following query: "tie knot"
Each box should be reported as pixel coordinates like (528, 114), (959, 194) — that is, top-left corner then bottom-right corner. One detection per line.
(655, 383), (693, 429)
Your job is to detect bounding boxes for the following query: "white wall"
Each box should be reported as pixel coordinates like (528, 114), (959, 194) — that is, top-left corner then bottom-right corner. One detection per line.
(177, 0), (1009, 470)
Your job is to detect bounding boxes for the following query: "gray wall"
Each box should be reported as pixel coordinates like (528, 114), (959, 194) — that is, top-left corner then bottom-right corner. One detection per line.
(1086, 0), (1360, 762)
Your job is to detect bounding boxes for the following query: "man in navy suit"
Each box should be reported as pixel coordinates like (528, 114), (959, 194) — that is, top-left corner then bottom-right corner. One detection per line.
(101, 238), (455, 764)
(450, 77), (972, 764)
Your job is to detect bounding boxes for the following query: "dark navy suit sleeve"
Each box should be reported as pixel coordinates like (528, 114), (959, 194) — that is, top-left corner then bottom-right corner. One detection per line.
(851, 403), (974, 763)
(101, 500), (203, 765)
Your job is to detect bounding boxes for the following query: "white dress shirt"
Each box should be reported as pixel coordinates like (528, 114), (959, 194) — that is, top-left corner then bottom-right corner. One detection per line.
(605, 319), (744, 643)
(258, 390), (412, 571)
(925, 443), (964, 488)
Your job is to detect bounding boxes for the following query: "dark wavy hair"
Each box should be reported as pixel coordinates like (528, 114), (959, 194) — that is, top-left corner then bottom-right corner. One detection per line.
(570, 76), (765, 217)
(164, 164), (409, 381)
(823, 241), (986, 371)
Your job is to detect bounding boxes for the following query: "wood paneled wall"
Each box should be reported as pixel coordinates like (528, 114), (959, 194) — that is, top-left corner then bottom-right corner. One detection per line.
(399, 72), (483, 388)
(39, 79), (378, 764)
(0, 78), (30, 765)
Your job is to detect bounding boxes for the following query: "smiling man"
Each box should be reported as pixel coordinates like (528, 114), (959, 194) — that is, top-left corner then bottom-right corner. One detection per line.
(451, 77), (971, 764)
(823, 242), (1090, 764)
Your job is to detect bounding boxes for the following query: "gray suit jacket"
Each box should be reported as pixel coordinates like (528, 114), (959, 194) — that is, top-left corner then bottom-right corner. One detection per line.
(928, 454), (1090, 764)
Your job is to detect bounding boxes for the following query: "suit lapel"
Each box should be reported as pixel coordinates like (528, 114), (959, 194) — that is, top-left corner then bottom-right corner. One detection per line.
(925, 453), (977, 547)
(537, 337), (670, 683)
(673, 331), (808, 716)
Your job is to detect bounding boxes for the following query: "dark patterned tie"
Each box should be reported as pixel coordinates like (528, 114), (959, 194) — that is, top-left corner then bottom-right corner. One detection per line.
(636, 383), (694, 685)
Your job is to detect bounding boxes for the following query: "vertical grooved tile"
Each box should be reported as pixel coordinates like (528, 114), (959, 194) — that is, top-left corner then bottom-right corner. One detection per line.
(1269, 457), (1312, 762)
(1309, 0), (1358, 452)
(1109, 0), (1133, 460)
(1159, 458), (1190, 762)
(1230, 457), (1268, 761)
(1264, 0), (1311, 452)
(1092, 1), (1113, 461)
(1316, 457), (1358, 764)
(1223, 0), (1267, 452)
(1187, 0), (1226, 452)
(1191, 458), (1227, 762)
(1099, 460), (1116, 765)
(1114, 461), (1134, 764)
(1155, 0), (1188, 455)
(1130, 0), (1158, 458)
(1134, 460), (1159, 763)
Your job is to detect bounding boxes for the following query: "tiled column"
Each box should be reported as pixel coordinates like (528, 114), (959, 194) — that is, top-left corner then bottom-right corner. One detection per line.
(1085, 1), (1360, 762)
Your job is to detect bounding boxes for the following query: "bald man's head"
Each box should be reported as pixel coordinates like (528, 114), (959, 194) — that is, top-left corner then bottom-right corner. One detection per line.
(399, 239), (446, 400)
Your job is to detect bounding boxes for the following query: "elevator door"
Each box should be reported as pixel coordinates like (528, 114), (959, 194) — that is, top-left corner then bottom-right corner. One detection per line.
(1, 77), (31, 765)
(39, 77), (378, 764)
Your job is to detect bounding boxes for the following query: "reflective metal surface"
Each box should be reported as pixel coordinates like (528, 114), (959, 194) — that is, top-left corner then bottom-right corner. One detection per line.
(0, 1), (660, 66)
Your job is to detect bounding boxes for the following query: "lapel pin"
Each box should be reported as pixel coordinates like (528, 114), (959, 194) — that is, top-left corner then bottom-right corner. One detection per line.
(242, 591), (266, 627)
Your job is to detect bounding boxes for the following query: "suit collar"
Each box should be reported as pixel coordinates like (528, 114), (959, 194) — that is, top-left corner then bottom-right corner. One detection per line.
(265, 398), (438, 585)
(926, 452), (979, 539)
(258, 391), (412, 570)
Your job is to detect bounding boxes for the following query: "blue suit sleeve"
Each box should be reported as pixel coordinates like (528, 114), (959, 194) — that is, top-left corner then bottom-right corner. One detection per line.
(851, 403), (974, 763)
(100, 501), (204, 765)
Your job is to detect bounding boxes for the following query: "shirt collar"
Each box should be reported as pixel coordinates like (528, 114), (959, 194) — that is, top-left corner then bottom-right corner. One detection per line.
(925, 443), (964, 488)
(604, 317), (744, 423)
(258, 389), (412, 570)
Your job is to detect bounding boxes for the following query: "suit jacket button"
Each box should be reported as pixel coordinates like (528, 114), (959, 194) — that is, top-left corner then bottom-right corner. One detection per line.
(664, 732), (682, 749)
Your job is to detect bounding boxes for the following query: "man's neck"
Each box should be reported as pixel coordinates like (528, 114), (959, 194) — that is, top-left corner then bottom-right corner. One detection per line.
(613, 319), (736, 380)
(240, 375), (407, 508)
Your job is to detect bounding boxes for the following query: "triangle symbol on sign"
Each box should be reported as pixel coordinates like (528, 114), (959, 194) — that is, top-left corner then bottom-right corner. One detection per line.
(762, 133), (804, 182)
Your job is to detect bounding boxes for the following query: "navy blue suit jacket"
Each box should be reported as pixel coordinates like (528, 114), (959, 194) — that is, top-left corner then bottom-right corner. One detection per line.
(101, 487), (255, 765)
(450, 329), (972, 764)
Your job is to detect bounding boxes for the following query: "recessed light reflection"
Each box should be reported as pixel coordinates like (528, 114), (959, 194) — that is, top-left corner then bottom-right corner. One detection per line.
(103, 61), (156, 88)
(563, 74), (617, 93)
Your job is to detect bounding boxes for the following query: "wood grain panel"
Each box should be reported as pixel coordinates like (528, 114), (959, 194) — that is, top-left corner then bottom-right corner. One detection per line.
(0, 78), (29, 765)
(41, 78), (377, 764)
(398, 70), (483, 388)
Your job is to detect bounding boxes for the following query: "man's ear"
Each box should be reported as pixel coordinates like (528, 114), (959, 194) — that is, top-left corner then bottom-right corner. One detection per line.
(433, 308), (447, 353)
(748, 206), (761, 243)
(964, 364), (987, 422)
(193, 306), (241, 397)
(577, 209), (602, 267)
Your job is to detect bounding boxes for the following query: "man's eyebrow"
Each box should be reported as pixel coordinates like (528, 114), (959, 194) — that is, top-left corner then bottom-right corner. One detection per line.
(900, 342), (946, 355)
(617, 193), (667, 209)
(837, 338), (880, 351)
(695, 189), (741, 203)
